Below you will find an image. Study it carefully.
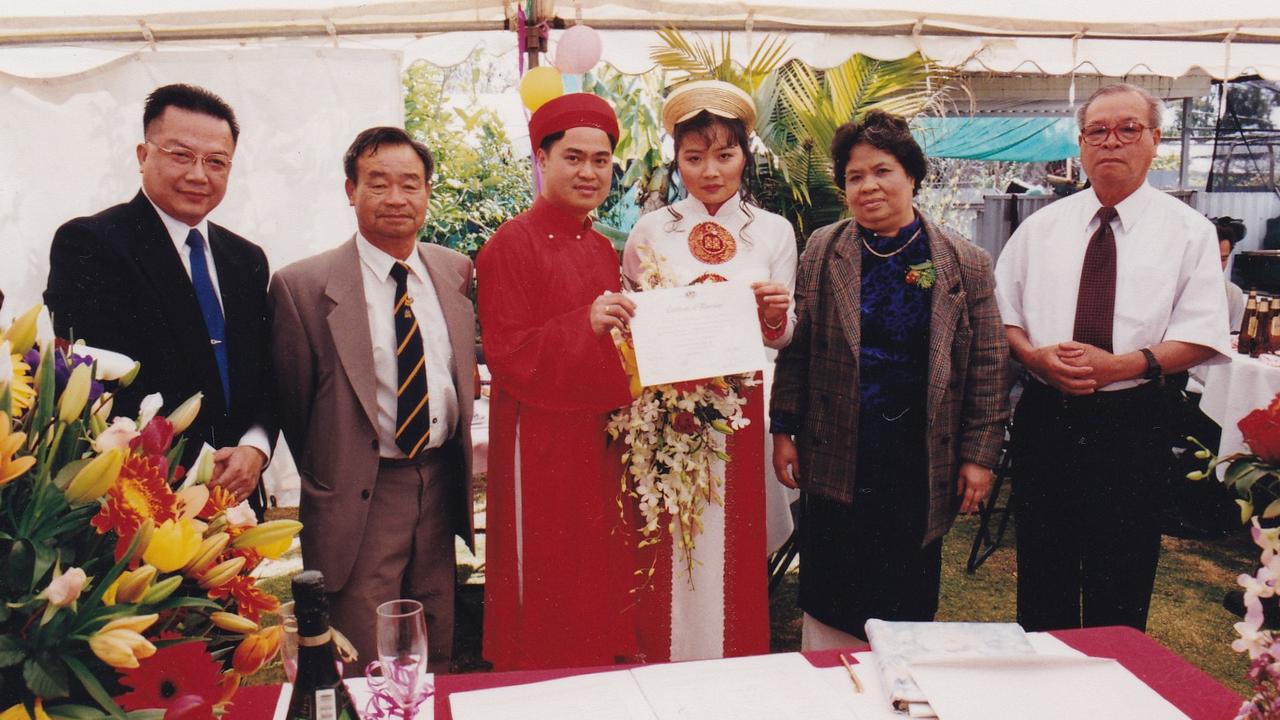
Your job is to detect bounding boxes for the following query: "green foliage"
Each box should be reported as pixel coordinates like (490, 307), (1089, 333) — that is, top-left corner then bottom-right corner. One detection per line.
(649, 27), (789, 94)
(756, 52), (954, 240)
(578, 66), (669, 245)
(403, 61), (532, 258)
(648, 29), (955, 244)
(583, 65), (668, 199)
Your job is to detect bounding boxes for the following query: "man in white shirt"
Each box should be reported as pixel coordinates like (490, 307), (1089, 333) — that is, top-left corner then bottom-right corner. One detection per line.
(271, 127), (475, 673)
(994, 83), (1231, 632)
(45, 84), (272, 512)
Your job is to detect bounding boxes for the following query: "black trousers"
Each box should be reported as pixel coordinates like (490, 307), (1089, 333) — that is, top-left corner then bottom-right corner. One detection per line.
(1010, 379), (1172, 632)
(798, 406), (942, 640)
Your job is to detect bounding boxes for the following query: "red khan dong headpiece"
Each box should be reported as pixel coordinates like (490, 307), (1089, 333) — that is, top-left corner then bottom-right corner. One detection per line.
(528, 93), (620, 152)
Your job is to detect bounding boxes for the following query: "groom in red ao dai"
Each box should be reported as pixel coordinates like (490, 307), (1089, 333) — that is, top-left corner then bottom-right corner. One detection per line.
(477, 93), (640, 670)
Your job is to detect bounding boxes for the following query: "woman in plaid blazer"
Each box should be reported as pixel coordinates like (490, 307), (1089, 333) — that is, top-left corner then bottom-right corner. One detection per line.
(769, 111), (1010, 649)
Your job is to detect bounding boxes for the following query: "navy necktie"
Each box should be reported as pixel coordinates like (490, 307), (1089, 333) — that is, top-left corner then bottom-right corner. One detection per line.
(390, 262), (431, 457)
(186, 229), (230, 404)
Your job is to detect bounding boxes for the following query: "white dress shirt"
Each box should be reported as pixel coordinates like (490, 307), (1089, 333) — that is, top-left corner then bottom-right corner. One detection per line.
(994, 182), (1232, 391)
(143, 192), (270, 457)
(355, 234), (459, 457)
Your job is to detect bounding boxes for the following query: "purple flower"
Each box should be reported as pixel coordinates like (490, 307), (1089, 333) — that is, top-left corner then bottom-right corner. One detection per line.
(28, 348), (106, 405)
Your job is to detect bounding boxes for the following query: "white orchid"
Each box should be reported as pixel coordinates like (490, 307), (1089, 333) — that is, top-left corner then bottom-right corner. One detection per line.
(72, 342), (139, 383)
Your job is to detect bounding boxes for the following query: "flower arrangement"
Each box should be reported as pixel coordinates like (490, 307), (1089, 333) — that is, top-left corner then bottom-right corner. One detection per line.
(606, 248), (756, 588)
(0, 306), (300, 719)
(1192, 391), (1280, 719)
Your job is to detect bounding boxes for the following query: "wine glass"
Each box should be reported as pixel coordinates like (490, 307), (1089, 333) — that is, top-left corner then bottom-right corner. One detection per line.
(375, 599), (431, 718)
(277, 601), (299, 683)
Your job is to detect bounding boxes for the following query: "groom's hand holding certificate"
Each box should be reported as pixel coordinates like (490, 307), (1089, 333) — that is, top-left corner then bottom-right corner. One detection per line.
(628, 281), (768, 387)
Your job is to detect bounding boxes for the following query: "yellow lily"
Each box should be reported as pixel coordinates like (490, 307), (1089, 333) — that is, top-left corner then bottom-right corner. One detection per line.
(184, 532), (230, 575)
(230, 520), (303, 552)
(254, 535), (295, 560)
(0, 415), (34, 487)
(91, 393), (113, 424)
(57, 364), (92, 423)
(63, 448), (124, 504)
(166, 392), (203, 435)
(198, 556), (246, 589)
(143, 519), (203, 573)
(115, 565), (158, 604)
(101, 575), (122, 606)
(88, 614), (158, 669)
(1, 305), (41, 354)
(210, 611), (260, 634)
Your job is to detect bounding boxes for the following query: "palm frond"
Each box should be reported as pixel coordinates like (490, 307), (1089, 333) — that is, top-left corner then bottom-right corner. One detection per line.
(743, 35), (790, 90)
(650, 27), (722, 80)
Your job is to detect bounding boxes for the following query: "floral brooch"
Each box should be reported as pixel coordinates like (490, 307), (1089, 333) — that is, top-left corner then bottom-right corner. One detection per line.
(905, 259), (936, 289)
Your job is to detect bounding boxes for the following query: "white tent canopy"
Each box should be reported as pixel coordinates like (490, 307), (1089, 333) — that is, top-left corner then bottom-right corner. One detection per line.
(3, 1), (1279, 80)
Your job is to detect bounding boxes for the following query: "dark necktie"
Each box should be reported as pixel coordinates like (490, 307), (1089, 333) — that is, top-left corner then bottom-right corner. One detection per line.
(1072, 206), (1118, 353)
(185, 229), (230, 403)
(390, 262), (431, 457)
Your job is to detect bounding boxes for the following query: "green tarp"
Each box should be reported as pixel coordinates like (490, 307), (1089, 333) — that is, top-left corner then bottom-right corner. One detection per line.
(912, 116), (1079, 162)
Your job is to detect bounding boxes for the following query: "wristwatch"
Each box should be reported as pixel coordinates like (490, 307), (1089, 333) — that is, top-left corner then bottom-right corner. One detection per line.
(1139, 347), (1163, 381)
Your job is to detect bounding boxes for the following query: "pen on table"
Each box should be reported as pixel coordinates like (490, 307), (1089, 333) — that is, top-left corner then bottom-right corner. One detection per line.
(839, 652), (864, 693)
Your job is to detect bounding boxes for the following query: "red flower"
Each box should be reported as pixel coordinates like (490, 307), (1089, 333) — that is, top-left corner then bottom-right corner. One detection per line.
(117, 642), (224, 712)
(92, 453), (180, 560)
(132, 416), (175, 457)
(672, 412), (700, 435)
(1240, 392), (1280, 464)
(200, 485), (239, 520)
(208, 575), (280, 622)
(905, 270), (919, 285)
(165, 695), (214, 720)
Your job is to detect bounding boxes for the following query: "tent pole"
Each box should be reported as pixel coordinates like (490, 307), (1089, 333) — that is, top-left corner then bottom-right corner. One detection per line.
(1179, 97), (1192, 188)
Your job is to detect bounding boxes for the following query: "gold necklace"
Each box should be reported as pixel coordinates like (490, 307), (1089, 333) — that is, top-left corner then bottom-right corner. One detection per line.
(861, 225), (923, 259)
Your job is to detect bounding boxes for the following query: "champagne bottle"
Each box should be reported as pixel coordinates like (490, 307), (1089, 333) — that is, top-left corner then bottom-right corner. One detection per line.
(1251, 298), (1271, 358)
(1240, 292), (1259, 355)
(286, 571), (360, 720)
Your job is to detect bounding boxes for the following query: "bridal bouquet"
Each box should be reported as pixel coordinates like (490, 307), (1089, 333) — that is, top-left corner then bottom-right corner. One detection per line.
(0, 306), (300, 719)
(607, 249), (757, 588)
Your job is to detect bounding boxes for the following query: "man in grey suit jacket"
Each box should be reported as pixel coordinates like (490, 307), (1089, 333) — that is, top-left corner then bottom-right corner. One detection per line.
(271, 127), (475, 674)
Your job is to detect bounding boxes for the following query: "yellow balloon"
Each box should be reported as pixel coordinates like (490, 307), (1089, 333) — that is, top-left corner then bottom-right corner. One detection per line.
(519, 66), (564, 113)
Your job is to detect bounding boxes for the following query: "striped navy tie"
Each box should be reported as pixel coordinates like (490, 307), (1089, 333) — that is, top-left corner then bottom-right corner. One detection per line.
(389, 261), (431, 457)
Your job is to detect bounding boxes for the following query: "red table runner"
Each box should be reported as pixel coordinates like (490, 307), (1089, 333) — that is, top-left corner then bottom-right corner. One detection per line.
(228, 626), (1242, 719)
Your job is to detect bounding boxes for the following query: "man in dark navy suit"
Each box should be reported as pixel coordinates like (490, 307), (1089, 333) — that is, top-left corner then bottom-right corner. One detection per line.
(45, 84), (271, 511)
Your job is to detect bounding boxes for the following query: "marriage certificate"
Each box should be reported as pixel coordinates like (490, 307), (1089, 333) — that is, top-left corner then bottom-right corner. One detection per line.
(627, 281), (767, 387)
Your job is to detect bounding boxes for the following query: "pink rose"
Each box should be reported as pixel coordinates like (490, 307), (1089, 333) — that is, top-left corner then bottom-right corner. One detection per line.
(94, 417), (139, 453)
(42, 567), (87, 607)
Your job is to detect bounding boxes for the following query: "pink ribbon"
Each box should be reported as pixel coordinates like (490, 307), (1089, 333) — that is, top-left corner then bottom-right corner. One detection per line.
(364, 660), (434, 719)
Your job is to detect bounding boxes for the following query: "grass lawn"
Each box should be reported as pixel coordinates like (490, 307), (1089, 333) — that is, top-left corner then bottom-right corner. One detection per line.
(251, 488), (1259, 698)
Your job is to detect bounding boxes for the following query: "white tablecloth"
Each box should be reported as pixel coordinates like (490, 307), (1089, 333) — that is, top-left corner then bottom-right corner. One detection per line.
(1199, 354), (1280, 475)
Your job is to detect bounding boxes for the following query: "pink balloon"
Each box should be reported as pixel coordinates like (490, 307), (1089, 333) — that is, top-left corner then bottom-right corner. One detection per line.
(553, 24), (602, 75)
